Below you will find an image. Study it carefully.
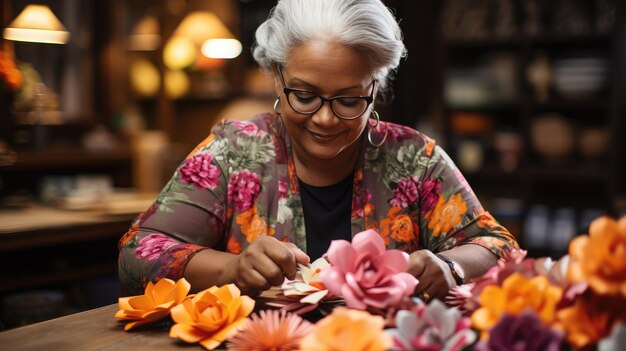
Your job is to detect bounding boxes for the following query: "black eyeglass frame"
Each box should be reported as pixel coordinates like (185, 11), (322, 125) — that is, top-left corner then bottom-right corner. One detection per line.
(277, 65), (376, 120)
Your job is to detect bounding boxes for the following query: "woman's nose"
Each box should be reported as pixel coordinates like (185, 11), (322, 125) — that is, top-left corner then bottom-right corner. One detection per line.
(310, 102), (338, 127)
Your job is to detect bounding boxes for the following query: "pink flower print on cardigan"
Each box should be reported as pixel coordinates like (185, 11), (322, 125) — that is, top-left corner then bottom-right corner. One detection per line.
(136, 234), (178, 261)
(390, 176), (420, 209)
(227, 169), (262, 212)
(419, 177), (441, 214)
(180, 153), (221, 190)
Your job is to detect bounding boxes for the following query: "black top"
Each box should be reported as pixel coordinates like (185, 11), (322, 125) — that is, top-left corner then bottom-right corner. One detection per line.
(298, 171), (354, 260)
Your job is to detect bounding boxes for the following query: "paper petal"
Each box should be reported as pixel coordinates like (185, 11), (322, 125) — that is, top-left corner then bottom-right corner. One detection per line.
(352, 229), (386, 258)
(326, 240), (356, 272)
(300, 289), (329, 304)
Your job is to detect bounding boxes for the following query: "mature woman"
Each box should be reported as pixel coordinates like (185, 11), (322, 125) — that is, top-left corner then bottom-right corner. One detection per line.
(118, 0), (518, 301)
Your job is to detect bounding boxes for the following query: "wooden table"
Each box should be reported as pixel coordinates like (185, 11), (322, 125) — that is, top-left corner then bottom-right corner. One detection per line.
(0, 304), (185, 350)
(0, 291), (288, 351)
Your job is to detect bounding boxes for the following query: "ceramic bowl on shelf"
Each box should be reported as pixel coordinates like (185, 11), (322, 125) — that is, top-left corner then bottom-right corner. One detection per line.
(530, 113), (576, 162)
(579, 127), (610, 159)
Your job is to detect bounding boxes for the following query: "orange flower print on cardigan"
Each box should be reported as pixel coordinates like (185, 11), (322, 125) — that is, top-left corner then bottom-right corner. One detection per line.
(426, 193), (468, 237)
(236, 205), (275, 243)
(379, 207), (417, 245)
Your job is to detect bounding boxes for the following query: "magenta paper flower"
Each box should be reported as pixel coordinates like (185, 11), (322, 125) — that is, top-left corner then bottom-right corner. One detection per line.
(474, 312), (565, 351)
(386, 299), (476, 351)
(390, 176), (420, 209)
(320, 229), (418, 310)
(136, 234), (178, 261)
(227, 169), (262, 212)
(180, 153), (221, 190)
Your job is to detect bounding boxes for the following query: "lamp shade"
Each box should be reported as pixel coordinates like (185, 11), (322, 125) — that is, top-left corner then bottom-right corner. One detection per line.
(3, 5), (69, 44)
(172, 12), (234, 44)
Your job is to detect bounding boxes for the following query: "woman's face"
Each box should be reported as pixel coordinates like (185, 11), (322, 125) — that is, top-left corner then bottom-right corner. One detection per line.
(274, 40), (376, 163)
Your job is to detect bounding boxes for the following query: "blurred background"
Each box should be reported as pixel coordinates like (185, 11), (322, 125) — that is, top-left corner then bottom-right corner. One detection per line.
(0, 0), (624, 329)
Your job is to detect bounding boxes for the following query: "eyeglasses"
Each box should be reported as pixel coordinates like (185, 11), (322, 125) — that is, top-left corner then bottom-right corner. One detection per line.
(277, 65), (375, 120)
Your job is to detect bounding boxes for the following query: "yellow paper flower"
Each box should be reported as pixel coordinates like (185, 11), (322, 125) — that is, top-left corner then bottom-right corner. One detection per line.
(299, 307), (391, 351)
(568, 216), (626, 296)
(169, 284), (255, 350)
(115, 278), (190, 331)
(471, 273), (563, 337)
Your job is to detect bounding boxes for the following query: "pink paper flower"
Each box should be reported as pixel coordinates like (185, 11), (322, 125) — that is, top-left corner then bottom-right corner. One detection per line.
(180, 153), (221, 190)
(390, 176), (420, 209)
(227, 169), (262, 212)
(227, 310), (312, 351)
(136, 234), (178, 261)
(386, 299), (476, 351)
(320, 229), (418, 310)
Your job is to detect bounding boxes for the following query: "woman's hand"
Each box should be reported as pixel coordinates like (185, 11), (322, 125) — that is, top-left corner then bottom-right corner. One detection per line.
(408, 249), (456, 301)
(227, 236), (310, 293)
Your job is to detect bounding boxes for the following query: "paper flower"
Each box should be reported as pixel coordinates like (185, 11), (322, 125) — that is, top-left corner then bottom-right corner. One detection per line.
(386, 299), (476, 351)
(471, 273), (563, 337)
(273, 257), (335, 314)
(320, 229), (418, 310)
(299, 307), (391, 351)
(568, 215), (626, 296)
(474, 312), (564, 351)
(169, 284), (255, 350)
(115, 278), (190, 331)
(556, 292), (626, 349)
(227, 310), (312, 351)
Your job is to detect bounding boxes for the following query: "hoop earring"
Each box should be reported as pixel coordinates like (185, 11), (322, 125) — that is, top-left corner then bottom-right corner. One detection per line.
(273, 97), (281, 114)
(367, 110), (388, 147)
(368, 109), (380, 128)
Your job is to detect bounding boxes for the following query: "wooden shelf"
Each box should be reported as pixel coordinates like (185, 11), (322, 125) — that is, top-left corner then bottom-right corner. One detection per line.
(7, 148), (132, 171)
(528, 98), (611, 112)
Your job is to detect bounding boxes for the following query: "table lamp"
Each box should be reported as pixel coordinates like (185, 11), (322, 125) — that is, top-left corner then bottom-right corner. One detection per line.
(3, 4), (69, 44)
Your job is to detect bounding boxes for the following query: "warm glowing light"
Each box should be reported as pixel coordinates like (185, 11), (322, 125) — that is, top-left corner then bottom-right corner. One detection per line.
(130, 59), (160, 97)
(163, 36), (196, 70)
(3, 5), (69, 44)
(201, 39), (242, 59)
(165, 70), (190, 99)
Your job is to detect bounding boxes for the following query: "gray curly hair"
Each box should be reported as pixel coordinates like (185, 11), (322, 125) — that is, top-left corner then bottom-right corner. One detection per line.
(252, 0), (407, 92)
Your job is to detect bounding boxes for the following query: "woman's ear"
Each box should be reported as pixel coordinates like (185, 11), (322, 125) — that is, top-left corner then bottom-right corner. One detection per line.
(271, 64), (283, 97)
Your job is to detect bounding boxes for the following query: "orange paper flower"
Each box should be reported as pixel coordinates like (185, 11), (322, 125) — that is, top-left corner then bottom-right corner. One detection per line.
(471, 273), (563, 337)
(299, 307), (391, 351)
(557, 293), (616, 348)
(169, 284), (255, 350)
(568, 215), (626, 296)
(115, 278), (190, 331)
(227, 309), (312, 351)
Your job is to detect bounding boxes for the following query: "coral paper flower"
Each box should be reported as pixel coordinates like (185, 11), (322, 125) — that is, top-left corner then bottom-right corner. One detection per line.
(474, 312), (564, 351)
(299, 307), (391, 351)
(568, 215), (626, 296)
(471, 273), (563, 337)
(320, 229), (418, 310)
(386, 299), (476, 351)
(115, 278), (190, 331)
(169, 284), (255, 350)
(227, 310), (312, 351)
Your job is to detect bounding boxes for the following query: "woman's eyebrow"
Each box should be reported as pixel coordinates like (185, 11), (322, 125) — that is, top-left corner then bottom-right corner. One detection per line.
(290, 77), (366, 94)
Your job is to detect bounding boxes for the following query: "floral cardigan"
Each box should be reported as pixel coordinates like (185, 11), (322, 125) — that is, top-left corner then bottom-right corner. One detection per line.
(118, 113), (518, 294)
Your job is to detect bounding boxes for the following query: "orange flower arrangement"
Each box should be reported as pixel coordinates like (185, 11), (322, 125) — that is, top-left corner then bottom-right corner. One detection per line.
(169, 284), (255, 350)
(471, 272), (563, 338)
(568, 216), (626, 296)
(426, 193), (467, 237)
(299, 307), (391, 351)
(115, 278), (190, 331)
(236, 205), (275, 243)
